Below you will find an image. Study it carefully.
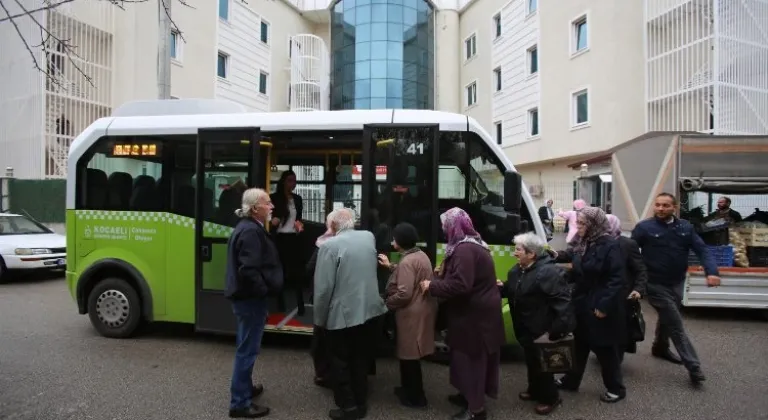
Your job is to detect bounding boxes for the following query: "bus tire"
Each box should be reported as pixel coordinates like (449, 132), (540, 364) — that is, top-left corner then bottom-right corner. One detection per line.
(87, 277), (142, 338)
(0, 257), (8, 284)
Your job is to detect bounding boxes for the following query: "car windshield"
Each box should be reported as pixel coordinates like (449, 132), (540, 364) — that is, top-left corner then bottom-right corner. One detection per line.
(0, 215), (51, 235)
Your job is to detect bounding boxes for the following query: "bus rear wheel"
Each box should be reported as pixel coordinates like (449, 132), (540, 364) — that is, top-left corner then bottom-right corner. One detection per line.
(87, 277), (142, 338)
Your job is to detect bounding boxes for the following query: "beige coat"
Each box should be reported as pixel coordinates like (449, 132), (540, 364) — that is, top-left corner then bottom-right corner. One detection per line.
(385, 249), (438, 360)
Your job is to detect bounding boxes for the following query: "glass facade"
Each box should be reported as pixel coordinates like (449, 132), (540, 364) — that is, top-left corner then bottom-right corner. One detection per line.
(330, 0), (435, 110)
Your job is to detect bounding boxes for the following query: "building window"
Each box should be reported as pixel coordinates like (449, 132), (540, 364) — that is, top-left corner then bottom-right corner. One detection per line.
(329, 0), (435, 111)
(219, 0), (229, 20)
(287, 84), (292, 107)
(465, 34), (477, 60)
(493, 67), (502, 91)
(259, 72), (268, 95)
(572, 89), (589, 126)
(528, 0), (538, 14)
(528, 107), (539, 137)
(217, 52), (228, 78)
(527, 45), (538, 74)
(495, 121), (503, 145)
(170, 30), (180, 61)
(572, 15), (588, 53)
(493, 14), (501, 39)
(466, 82), (477, 107)
(260, 20), (270, 45)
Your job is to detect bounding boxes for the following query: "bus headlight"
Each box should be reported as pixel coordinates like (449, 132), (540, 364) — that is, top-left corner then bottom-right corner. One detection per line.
(14, 248), (52, 255)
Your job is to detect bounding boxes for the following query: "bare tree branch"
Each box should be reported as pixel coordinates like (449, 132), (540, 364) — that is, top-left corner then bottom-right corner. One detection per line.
(0, 0), (192, 89)
(0, 0), (73, 23)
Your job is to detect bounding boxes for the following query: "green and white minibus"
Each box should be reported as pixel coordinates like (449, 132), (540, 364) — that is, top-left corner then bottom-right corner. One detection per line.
(65, 99), (546, 346)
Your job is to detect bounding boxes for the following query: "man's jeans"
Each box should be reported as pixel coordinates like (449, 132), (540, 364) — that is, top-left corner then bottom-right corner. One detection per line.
(230, 298), (268, 410)
(646, 282), (701, 371)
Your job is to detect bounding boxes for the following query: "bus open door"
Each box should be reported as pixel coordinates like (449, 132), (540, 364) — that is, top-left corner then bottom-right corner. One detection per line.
(193, 127), (270, 334)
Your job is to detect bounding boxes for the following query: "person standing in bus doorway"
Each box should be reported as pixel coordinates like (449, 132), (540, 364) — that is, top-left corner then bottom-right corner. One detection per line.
(269, 170), (305, 315)
(225, 188), (283, 418)
(631, 192), (720, 386)
(313, 208), (388, 420)
(377, 222), (438, 409)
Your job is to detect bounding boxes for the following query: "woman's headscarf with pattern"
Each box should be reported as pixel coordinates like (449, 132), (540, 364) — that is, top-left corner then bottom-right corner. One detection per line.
(571, 206), (611, 255)
(606, 214), (622, 239)
(440, 207), (489, 258)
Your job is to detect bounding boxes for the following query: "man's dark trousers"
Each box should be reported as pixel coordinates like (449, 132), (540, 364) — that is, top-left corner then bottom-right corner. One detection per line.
(646, 282), (701, 371)
(230, 298), (269, 410)
(327, 318), (378, 410)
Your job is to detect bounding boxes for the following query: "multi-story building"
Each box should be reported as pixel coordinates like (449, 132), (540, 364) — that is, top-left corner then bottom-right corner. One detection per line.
(1, 0), (766, 206)
(471, 0), (768, 210)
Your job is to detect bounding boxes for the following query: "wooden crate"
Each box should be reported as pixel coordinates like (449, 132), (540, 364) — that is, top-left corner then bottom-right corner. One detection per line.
(735, 227), (768, 247)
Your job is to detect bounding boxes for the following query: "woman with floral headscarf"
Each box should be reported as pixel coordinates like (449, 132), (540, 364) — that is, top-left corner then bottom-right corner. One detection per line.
(420, 207), (504, 420)
(550, 207), (627, 403)
(606, 214), (648, 361)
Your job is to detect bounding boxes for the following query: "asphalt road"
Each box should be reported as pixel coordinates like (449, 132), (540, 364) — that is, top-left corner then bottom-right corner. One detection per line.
(1, 274), (767, 420)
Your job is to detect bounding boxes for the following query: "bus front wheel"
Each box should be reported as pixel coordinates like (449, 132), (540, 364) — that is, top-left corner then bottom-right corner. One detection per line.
(87, 277), (142, 338)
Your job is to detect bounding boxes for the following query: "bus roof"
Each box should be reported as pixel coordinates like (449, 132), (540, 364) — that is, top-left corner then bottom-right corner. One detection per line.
(68, 105), (492, 163)
(65, 102), (528, 210)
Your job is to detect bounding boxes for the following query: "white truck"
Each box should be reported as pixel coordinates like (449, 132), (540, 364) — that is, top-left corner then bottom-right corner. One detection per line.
(605, 133), (768, 318)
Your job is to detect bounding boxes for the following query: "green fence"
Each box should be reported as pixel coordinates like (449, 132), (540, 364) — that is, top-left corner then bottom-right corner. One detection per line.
(2, 179), (66, 223)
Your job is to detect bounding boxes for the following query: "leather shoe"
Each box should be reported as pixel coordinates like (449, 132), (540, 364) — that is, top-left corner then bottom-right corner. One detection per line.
(689, 369), (706, 384)
(652, 348), (682, 364)
(452, 408), (487, 420)
(252, 384), (264, 398)
(447, 393), (468, 407)
(328, 407), (363, 419)
(314, 377), (332, 389)
(229, 405), (270, 418)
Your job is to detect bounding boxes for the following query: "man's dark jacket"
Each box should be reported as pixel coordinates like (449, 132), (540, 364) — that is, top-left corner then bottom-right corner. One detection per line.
(225, 218), (283, 300)
(631, 217), (719, 287)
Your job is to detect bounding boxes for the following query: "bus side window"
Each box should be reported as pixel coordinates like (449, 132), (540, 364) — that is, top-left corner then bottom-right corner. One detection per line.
(76, 136), (165, 212)
(437, 131), (531, 245)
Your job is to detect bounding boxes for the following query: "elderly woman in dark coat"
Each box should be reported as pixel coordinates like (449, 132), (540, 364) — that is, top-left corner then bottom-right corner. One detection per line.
(420, 207), (504, 420)
(606, 214), (648, 361)
(551, 207), (627, 403)
(499, 232), (573, 415)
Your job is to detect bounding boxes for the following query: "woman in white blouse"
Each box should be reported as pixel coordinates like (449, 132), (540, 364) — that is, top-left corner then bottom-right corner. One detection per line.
(270, 170), (305, 314)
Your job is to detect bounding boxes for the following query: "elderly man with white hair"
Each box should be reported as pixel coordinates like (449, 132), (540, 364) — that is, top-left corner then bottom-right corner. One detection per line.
(497, 232), (573, 416)
(224, 188), (283, 418)
(313, 208), (388, 420)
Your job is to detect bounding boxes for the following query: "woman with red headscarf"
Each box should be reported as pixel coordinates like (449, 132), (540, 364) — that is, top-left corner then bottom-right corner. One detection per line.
(420, 207), (503, 420)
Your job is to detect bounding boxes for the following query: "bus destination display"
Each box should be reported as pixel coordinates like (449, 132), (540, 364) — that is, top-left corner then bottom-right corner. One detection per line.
(111, 143), (160, 157)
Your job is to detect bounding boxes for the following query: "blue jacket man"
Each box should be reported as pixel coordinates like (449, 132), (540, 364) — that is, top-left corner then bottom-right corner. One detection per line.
(225, 188), (282, 419)
(631, 192), (721, 386)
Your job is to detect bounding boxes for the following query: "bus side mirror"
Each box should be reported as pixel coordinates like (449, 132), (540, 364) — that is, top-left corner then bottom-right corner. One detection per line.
(504, 213), (521, 236)
(504, 171), (522, 213)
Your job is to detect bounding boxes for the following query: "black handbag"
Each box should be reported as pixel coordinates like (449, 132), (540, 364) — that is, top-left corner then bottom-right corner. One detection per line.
(534, 333), (576, 374)
(628, 299), (646, 342)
